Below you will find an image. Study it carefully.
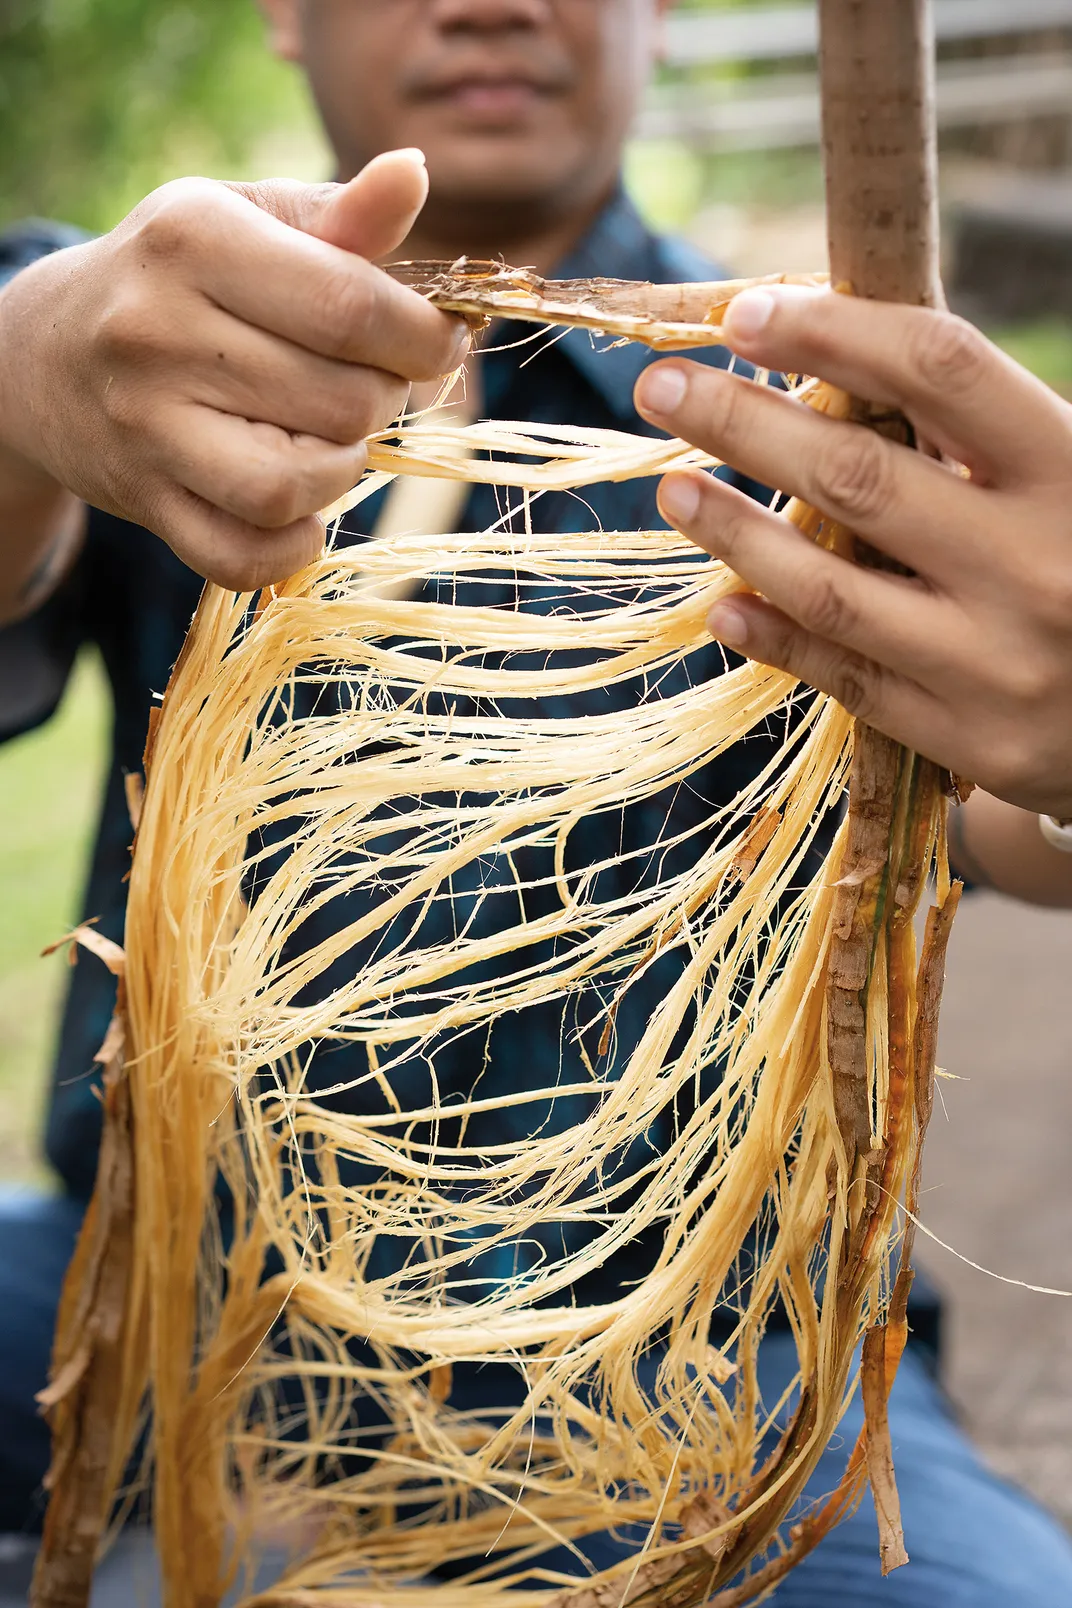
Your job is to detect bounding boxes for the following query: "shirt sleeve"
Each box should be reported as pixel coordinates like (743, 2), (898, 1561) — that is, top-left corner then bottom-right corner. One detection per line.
(0, 220), (92, 744)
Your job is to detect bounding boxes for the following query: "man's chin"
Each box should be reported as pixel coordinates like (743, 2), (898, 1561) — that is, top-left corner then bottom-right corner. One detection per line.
(425, 140), (589, 212)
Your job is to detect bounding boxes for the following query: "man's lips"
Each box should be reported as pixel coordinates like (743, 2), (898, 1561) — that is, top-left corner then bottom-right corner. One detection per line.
(413, 74), (565, 121)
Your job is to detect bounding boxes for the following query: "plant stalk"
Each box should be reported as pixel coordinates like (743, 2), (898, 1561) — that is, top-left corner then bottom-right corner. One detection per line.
(819, 0), (951, 1577)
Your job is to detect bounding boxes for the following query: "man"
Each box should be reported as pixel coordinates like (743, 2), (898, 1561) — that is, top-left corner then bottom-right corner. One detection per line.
(1, 2), (1071, 1602)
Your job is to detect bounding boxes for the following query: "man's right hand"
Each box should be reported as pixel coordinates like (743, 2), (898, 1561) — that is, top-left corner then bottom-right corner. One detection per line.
(0, 149), (469, 594)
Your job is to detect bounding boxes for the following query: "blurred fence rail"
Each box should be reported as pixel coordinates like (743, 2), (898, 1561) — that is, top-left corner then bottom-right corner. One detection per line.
(642, 0), (1072, 152)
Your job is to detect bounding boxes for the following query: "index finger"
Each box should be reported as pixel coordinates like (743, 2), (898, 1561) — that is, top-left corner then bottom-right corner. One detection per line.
(195, 189), (469, 382)
(721, 286), (1072, 489)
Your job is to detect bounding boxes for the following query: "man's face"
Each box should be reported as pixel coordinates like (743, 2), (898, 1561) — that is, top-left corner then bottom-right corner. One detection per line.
(263, 0), (669, 225)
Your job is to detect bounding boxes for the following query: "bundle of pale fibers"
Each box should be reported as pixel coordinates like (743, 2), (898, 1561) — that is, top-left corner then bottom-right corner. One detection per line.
(32, 342), (959, 1608)
(32, 6), (959, 1598)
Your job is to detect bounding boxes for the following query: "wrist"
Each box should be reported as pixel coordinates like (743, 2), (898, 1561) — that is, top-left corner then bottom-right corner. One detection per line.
(0, 255), (69, 500)
(951, 792), (1072, 909)
(0, 433), (64, 507)
(0, 269), (85, 621)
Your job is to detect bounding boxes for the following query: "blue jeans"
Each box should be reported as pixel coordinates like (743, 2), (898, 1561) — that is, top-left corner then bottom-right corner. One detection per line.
(3, 1190), (1071, 1605)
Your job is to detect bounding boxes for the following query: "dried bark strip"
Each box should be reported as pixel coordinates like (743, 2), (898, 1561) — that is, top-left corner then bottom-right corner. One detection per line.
(827, 732), (906, 1161)
(726, 805), (782, 887)
(388, 261), (826, 350)
(861, 1324), (910, 1573)
(31, 1004), (136, 1608)
(902, 879), (964, 1269)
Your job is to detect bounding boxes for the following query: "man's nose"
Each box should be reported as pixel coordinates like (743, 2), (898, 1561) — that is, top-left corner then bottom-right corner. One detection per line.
(428, 0), (554, 31)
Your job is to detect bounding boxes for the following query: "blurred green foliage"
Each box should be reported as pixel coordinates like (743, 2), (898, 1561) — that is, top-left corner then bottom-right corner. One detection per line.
(0, 0), (775, 237)
(0, 0), (321, 233)
(0, 653), (108, 1182)
(990, 320), (1072, 399)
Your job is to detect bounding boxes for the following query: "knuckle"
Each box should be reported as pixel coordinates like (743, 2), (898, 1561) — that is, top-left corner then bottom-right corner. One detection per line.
(309, 269), (374, 358)
(799, 572), (857, 642)
(99, 379), (139, 431)
(219, 525), (324, 594)
(323, 378), (406, 443)
(95, 289), (158, 369)
(708, 371), (748, 445)
(913, 313), (989, 398)
(1033, 559), (1072, 627)
(1001, 649), (1056, 709)
(245, 457), (301, 528)
(410, 313), (467, 383)
(707, 497), (753, 561)
(313, 390), (363, 445)
(983, 730), (1034, 799)
(133, 178), (216, 259)
(211, 551), (278, 593)
(811, 430), (892, 524)
(827, 657), (878, 722)
(295, 444), (364, 517)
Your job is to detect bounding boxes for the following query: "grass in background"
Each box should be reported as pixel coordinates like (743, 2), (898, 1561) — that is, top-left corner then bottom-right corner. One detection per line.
(0, 653), (109, 1184)
(988, 319), (1072, 399)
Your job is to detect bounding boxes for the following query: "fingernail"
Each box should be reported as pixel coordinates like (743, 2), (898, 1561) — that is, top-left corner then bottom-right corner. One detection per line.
(449, 320), (471, 364)
(724, 289), (775, 343)
(637, 363), (688, 418)
(392, 147), (427, 168)
(658, 473), (702, 528)
(707, 601), (750, 648)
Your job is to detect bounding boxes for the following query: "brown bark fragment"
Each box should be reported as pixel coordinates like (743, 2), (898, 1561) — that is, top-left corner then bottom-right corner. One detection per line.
(826, 730), (904, 1160)
(678, 1491), (733, 1562)
(943, 770), (976, 805)
(31, 1010), (136, 1608)
(546, 1493), (731, 1608)
(726, 806), (782, 887)
(903, 881), (964, 1251)
(123, 771), (144, 833)
(546, 1553), (697, 1608)
(861, 1325), (909, 1574)
(42, 924), (125, 978)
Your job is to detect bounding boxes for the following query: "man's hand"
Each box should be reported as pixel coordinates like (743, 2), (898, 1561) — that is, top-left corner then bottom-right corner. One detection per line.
(0, 149), (469, 596)
(634, 287), (1072, 821)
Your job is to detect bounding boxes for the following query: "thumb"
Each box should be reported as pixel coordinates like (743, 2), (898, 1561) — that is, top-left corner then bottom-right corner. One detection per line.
(310, 149), (431, 258)
(228, 148), (430, 262)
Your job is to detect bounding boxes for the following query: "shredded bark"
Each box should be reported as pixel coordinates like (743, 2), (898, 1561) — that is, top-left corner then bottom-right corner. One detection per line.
(31, 1005), (135, 1608)
(904, 880), (964, 1250)
(826, 727), (905, 1161)
(861, 1324), (909, 1573)
(388, 259), (825, 350)
(726, 806), (782, 886)
(35, 10), (961, 1597)
(42, 923), (126, 978)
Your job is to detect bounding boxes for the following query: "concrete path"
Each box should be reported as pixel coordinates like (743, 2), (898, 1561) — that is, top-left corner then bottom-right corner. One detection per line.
(916, 888), (1072, 1530)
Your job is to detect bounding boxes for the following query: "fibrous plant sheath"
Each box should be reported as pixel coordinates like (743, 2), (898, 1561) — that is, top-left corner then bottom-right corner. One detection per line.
(32, 7), (959, 1604)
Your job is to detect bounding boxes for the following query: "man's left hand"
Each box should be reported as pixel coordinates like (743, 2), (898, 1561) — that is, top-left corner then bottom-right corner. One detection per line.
(634, 287), (1072, 819)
